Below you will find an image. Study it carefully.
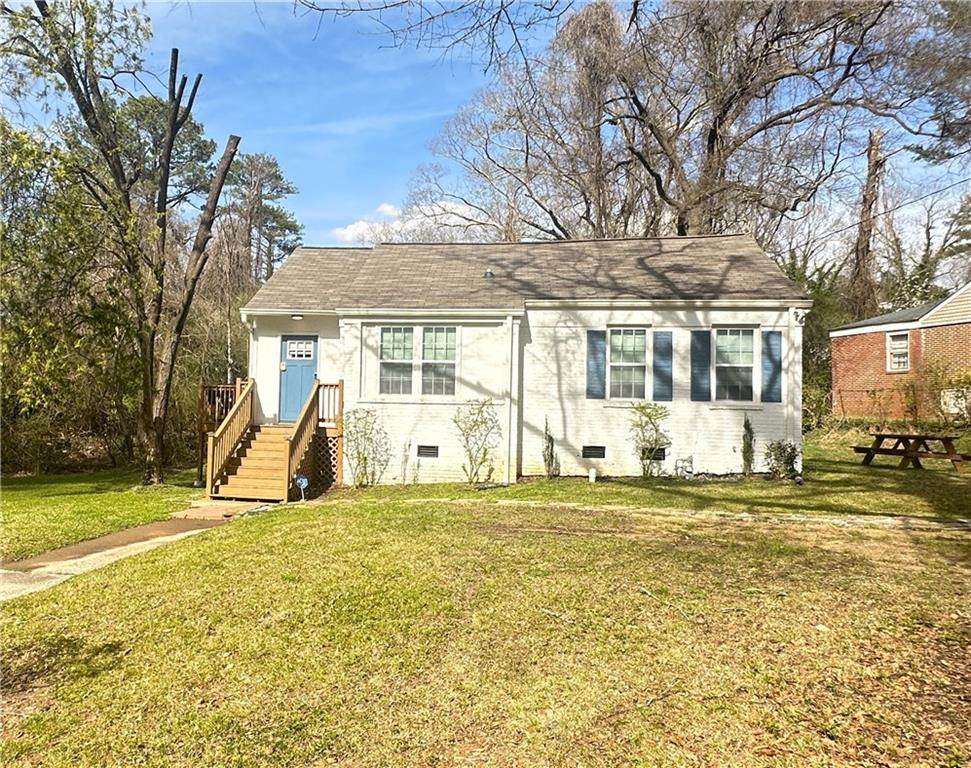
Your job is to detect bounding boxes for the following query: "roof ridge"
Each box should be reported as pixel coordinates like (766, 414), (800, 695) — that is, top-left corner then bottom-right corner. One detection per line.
(295, 245), (372, 251)
(371, 233), (753, 247)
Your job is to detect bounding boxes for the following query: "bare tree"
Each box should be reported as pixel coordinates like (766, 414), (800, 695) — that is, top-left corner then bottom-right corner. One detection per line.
(2, 1), (240, 482)
(877, 192), (971, 307)
(847, 129), (885, 319)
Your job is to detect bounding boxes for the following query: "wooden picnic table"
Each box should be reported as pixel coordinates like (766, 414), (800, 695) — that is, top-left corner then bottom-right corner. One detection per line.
(853, 432), (970, 473)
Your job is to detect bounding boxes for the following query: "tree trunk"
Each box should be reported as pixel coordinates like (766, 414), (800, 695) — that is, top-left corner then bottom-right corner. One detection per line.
(144, 135), (241, 483)
(848, 129), (885, 320)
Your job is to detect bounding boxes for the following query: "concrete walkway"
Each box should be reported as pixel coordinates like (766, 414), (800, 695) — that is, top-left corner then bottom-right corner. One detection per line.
(0, 502), (257, 602)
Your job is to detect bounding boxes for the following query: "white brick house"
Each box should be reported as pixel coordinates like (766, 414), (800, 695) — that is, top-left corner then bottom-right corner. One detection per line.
(238, 234), (811, 488)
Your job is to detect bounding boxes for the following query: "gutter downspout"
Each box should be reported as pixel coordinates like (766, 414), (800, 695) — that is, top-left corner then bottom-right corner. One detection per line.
(506, 315), (521, 485)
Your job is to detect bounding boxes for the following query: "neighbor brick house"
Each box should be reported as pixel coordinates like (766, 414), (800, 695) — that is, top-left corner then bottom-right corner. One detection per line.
(829, 282), (971, 419)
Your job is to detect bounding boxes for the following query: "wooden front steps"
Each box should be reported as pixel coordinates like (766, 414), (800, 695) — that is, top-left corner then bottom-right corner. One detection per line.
(212, 424), (295, 502)
(204, 379), (343, 503)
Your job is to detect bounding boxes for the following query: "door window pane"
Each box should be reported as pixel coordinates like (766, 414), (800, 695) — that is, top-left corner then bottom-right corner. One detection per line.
(287, 340), (313, 359)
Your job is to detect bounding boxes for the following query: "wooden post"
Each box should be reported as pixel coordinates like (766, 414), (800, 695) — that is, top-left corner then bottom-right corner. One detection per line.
(282, 441), (291, 504)
(205, 432), (216, 498)
(194, 383), (206, 488)
(336, 379), (344, 486)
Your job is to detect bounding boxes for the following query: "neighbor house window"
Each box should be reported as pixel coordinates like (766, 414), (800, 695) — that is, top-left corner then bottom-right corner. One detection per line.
(887, 332), (909, 372)
(609, 328), (646, 399)
(421, 326), (456, 395)
(379, 326), (413, 394)
(715, 328), (754, 400)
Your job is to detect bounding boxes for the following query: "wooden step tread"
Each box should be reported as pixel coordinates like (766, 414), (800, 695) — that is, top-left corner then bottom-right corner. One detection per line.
(229, 462), (286, 480)
(238, 444), (287, 455)
(216, 481), (281, 499)
(226, 457), (287, 469)
(212, 490), (284, 502)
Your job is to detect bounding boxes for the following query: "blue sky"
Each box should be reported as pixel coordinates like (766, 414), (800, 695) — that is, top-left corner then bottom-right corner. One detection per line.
(145, 2), (491, 244)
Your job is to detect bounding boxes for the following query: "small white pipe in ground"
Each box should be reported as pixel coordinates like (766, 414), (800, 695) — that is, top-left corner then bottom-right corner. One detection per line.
(588, 467), (597, 483)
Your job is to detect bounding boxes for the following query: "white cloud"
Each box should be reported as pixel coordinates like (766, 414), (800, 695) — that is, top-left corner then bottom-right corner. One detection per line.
(332, 202), (401, 243)
(332, 200), (495, 244)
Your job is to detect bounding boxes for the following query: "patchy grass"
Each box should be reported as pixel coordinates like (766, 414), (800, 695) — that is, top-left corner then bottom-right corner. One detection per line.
(0, 469), (200, 561)
(1, 485), (969, 766)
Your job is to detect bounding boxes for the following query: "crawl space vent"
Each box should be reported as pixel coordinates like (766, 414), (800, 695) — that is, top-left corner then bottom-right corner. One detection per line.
(417, 445), (439, 458)
(581, 445), (606, 459)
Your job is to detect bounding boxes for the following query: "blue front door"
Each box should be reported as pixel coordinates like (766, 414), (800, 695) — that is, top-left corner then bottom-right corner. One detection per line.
(279, 336), (317, 422)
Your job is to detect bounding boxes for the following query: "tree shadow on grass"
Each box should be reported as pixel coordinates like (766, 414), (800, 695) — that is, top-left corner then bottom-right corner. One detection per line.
(608, 458), (971, 524)
(0, 635), (125, 695)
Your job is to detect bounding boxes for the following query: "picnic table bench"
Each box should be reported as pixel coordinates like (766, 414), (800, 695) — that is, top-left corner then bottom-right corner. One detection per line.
(853, 432), (970, 473)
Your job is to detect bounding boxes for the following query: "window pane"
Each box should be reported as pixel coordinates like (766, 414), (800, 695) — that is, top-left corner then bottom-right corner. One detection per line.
(423, 327), (456, 361)
(609, 366), (645, 399)
(888, 333), (909, 370)
(716, 329), (753, 365)
(421, 363), (455, 395)
(715, 366), (753, 401)
(379, 362), (412, 394)
(609, 329), (646, 364)
(380, 327), (413, 361)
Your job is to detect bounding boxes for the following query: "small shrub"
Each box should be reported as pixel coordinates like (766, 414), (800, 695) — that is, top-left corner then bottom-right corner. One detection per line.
(741, 415), (755, 476)
(453, 398), (502, 485)
(342, 408), (391, 487)
(764, 440), (800, 480)
(629, 402), (670, 478)
(542, 418), (560, 479)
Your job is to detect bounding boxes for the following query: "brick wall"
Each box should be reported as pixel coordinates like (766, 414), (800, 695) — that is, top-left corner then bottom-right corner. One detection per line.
(831, 322), (971, 419)
(922, 323), (971, 370)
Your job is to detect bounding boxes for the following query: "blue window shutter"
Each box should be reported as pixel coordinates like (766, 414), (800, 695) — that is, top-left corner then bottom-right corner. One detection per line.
(762, 330), (783, 403)
(586, 330), (606, 399)
(652, 331), (673, 401)
(690, 330), (711, 402)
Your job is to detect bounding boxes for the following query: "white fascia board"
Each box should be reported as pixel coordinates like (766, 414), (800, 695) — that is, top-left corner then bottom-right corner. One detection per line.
(524, 298), (813, 310)
(829, 321), (918, 338)
(239, 308), (337, 321)
(334, 307), (525, 318)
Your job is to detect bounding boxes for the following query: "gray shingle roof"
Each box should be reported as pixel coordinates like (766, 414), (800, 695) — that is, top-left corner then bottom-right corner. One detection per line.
(830, 296), (948, 331)
(242, 234), (808, 312)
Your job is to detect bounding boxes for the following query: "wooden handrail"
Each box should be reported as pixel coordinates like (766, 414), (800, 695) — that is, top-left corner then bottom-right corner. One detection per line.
(284, 379), (322, 501)
(206, 378), (255, 496)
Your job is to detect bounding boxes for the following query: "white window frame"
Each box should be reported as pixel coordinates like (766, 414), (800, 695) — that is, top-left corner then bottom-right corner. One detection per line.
(378, 326), (415, 395)
(376, 324), (460, 399)
(713, 327), (757, 402)
(607, 327), (649, 400)
(886, 331), (910, 373)
(420, 326), (457, 396)
(285, 339), (314, 359)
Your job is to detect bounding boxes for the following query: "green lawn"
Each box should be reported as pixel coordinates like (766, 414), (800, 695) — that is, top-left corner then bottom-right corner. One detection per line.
(0, 469), (201, 561)
(371, 427), (971, 521)
(1, 436), (969, 766)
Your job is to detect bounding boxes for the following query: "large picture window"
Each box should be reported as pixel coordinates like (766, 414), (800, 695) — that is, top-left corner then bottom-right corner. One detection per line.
(421, 327), (456, 395)
(608, 328), (646, 399)
(715, 328), (754, 401)
(379, 326), (413, 394)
